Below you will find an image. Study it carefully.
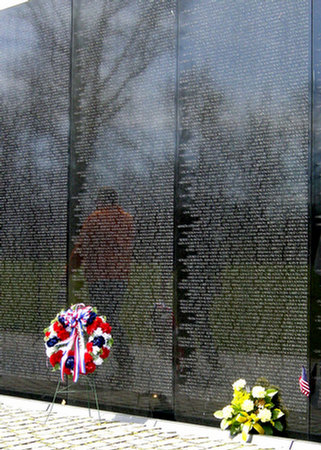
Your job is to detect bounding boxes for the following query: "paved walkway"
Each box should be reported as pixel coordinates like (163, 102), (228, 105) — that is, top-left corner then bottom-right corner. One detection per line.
(0, 395), (319, 450)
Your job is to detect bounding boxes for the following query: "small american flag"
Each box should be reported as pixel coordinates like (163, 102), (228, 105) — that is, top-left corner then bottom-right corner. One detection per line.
(299, 366), (310, 397)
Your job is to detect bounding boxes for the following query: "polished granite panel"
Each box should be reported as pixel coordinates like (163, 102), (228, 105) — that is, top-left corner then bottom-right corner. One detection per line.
(0, 0), (313, 438)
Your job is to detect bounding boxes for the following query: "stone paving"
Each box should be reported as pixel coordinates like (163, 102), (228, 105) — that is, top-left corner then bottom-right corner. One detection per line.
(0, 401), (276, 450)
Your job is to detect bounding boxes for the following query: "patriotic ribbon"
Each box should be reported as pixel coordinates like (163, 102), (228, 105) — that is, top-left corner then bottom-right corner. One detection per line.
(59, 304), (92, 383)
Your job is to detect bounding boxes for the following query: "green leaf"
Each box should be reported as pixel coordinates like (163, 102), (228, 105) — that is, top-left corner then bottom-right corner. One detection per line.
(214, 410), (224, 419)
(265, 402), (274, 409)
(262, 424), (273, 435)
(272, 409), (284, 420)
(273, 421), (283, 432)
(230, 423), (241, 436)
(266, 389), (278, 398)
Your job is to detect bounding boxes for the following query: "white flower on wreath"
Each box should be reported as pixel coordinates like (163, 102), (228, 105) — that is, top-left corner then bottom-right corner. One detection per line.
(94, 357), (104, 366)
(242, 399), (254, 412)
(252, 386), (266, 398)
(47, 329), (57, 338)
(257, 408), (272, 422)
(46, 346), (57, 357)
(232, 379), (246, 391)
(92, 346), (101, 355)
(222, 405), (234, 419)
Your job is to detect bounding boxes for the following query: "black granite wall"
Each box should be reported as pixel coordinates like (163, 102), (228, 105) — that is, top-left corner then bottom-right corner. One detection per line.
(0, 0), (315, 438)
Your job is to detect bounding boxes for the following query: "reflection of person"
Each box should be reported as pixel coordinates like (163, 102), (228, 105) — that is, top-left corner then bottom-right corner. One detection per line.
(69, 187), (134, 382)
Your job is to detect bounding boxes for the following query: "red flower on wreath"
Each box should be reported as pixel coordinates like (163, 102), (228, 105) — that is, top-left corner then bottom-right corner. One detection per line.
(53, 321), (62, 332)
(53, 321), (70, 341)
(101, 322), (112, 334)
(100, 347), (110, 359)
(63, 366), (72, 375)
(86, 342), (93, 353)
(57, 328), (70, 341)
(86, 317), (103, 335)
(84, 352), (96, 373)
(49, 350), (63, 367)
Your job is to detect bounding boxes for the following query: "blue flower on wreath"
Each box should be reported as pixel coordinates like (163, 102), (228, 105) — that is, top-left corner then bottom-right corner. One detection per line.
(65, 356), (75, 369)
(58, 316), (67, 327)
(92, 336), (105, 348)
(47, 337), (59, 347)
(86, 311), (97, 325)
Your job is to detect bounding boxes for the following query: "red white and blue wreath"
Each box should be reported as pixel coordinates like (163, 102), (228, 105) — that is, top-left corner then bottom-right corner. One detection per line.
(44, 303), (113, 383)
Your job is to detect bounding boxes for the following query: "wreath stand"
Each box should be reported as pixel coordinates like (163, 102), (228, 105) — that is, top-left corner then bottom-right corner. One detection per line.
(45, 374), (101, 424)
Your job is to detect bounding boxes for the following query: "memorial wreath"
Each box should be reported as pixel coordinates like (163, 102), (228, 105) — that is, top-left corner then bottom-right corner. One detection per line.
(44, 303), (113, 383)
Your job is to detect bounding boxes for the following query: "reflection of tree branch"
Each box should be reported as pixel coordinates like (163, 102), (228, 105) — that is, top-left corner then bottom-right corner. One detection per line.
(100, 4), (160, 89)
(28, 0), (69, 55)
(107, 96), (131, 119)
(79, 2), (169, 133)
(70, 2), (172, 230)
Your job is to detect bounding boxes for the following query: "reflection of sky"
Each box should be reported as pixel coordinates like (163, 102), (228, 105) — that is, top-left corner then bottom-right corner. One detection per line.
(0, 5), (36, 93)
(91, 49), (175, 208)
(0, 1), (69, 200)
(1, 0), (311, 211)
(180, 0), (310, 104)
(83, 0), (311, 212)
(88, 1), (176, 195)
(313, 1), (321, 212)
(178, 0), (309, 211)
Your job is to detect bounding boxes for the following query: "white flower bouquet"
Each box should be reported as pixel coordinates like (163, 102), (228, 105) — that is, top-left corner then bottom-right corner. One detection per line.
(214, 379), (285, 441)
